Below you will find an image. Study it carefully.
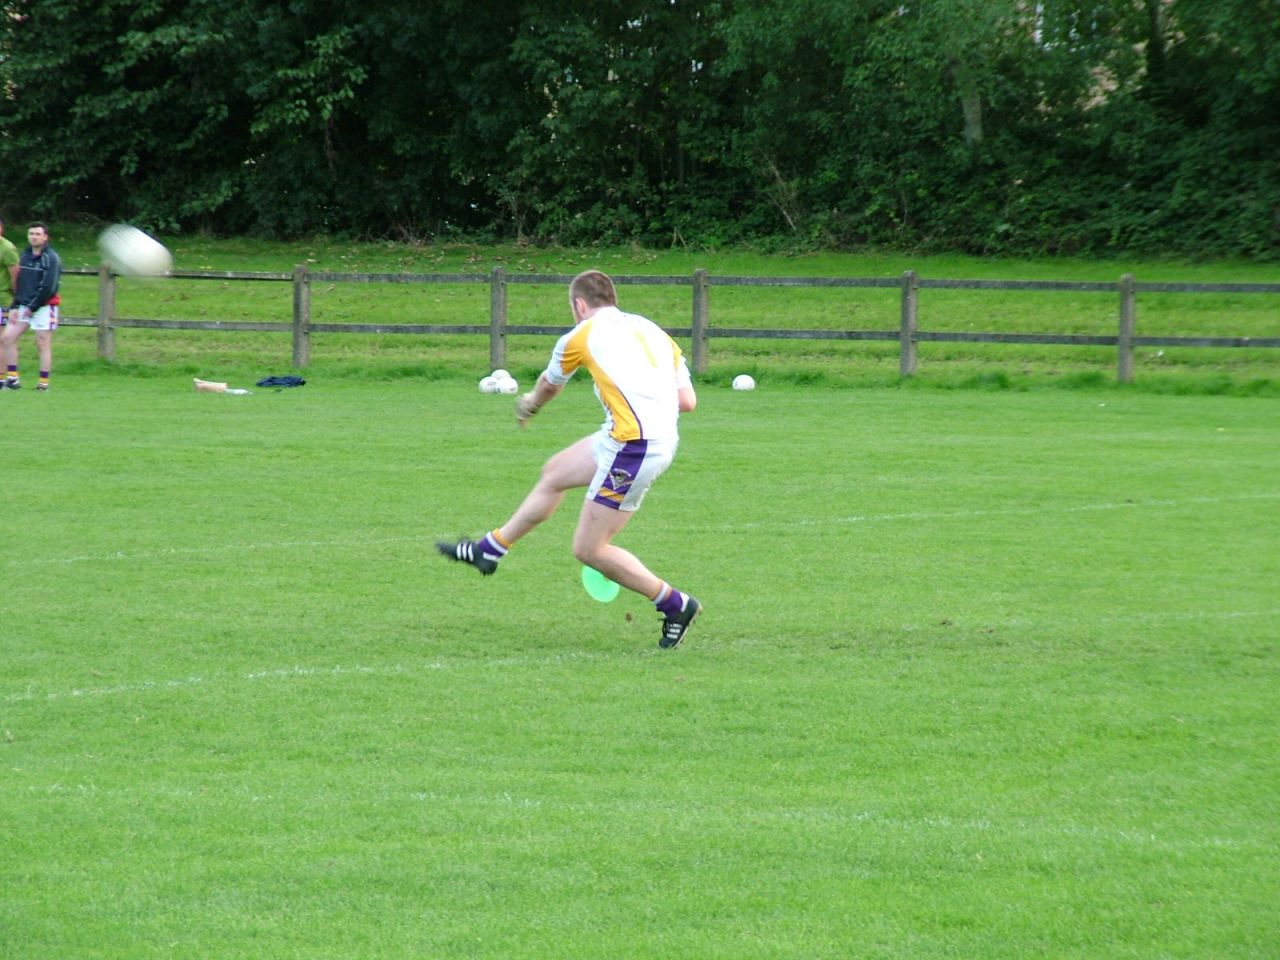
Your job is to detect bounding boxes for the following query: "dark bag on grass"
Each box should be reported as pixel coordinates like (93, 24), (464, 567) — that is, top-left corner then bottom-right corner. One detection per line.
(256, 375), (307, 388)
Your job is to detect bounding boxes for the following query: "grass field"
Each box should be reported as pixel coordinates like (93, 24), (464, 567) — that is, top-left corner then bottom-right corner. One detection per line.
(2, 373), (1277, 958)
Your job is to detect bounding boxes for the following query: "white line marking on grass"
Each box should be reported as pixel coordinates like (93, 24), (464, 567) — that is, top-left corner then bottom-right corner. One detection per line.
(12, 494), (1278, 567)
(2, 662), (420, 704)
(742, 491), (1280, 529)
(2, 674), (211, 703)
(13, 535), (437, 568)
(2, 652), (613, 705)
(1053, 608), (1279, 627)
(946, 608), (1279, 628)
(776, 808), (1249, 851)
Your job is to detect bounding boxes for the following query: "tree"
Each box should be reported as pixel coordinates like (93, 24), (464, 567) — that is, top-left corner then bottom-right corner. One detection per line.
(0, 0), (1274, 254)
(0, 0), (253, 228)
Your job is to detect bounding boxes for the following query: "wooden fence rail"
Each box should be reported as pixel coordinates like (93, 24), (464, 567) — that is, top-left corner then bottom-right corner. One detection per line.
(59, 266), (1280, 383)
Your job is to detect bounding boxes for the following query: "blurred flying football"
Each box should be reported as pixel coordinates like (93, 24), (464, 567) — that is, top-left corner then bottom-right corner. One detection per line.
(98, 223), (173, 277)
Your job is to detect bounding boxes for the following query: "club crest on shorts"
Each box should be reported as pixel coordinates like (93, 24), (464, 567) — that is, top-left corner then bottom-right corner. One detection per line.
(609, 467), (634, 490)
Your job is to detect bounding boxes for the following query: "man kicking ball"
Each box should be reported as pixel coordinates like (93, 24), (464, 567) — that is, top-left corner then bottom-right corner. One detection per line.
(438, 269), (701, 648)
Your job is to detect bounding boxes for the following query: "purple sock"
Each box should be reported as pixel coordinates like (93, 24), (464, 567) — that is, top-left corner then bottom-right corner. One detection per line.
(655, 588), (686, 616)
(479, 532), (507, 557)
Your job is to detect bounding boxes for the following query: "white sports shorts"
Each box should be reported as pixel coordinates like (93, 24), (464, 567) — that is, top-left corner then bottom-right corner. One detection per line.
(587, 433), (676, 512)
(9, 304), (58, 332)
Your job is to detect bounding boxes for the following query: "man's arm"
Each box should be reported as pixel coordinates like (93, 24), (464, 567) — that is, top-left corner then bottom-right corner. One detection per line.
(516, 372), (564, 427)
(675, 354), (696, 413)
(32, 251), (61, 307)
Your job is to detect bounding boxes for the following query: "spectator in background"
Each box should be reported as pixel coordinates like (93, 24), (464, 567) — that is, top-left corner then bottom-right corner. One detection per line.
(2, 222), (62, 391)
(0, 216), (19, 329)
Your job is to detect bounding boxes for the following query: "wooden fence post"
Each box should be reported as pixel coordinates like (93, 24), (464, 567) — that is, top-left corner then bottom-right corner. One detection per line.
(292, 264), (311, 368)
(96, 265), (116, 361)
(899, 270), (919, 376)
(691, 268), (709, 375)
(1117, 273), (1136, 384)
(490, 266), (507, 370)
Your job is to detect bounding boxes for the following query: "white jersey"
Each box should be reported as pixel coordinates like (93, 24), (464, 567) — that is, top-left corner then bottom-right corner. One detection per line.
(544, 305), (691, 443)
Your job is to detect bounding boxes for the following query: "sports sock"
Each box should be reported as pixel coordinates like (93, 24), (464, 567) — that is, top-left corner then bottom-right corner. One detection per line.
(38, 370), (49, 386)
(5, 365), (16, 381)
(479, 530), (509, 559)
(651, 581), (686, 616)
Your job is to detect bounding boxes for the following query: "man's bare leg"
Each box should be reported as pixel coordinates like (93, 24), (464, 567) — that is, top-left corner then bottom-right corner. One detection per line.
(496, 436), (596, 544)
(436, 436), (596, 573)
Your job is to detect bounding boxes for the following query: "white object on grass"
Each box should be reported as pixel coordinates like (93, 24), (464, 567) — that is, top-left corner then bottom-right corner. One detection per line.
(490, 368), (511, 381)
(479, 375), (499, 393)
(496, 376), (519, 395)
(194, 378), (249, 395)
(732, 374), (756, 391)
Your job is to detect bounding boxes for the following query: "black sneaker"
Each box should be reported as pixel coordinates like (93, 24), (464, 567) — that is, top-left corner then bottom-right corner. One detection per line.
(36, 383), (49, 392)
(659, 596), (701, 648)
(436, 537), (499, 575)
(3, 378), (18, 390)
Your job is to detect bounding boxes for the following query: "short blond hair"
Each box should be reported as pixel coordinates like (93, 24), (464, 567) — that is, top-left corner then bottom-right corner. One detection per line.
(569, 270), (617, 309)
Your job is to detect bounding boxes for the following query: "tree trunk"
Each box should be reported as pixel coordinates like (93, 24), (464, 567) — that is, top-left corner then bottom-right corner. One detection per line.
(952, 60), (984, 147)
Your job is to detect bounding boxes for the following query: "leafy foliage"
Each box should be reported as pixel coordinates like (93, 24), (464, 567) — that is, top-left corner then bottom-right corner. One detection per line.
(1, 0), (1275, 256)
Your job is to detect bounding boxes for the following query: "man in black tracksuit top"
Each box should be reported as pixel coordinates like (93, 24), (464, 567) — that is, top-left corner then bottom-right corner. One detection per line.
(2, 221), (61, 390)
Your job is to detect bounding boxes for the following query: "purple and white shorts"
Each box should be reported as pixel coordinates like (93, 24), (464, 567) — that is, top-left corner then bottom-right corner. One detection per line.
(588, 433), (676, 512)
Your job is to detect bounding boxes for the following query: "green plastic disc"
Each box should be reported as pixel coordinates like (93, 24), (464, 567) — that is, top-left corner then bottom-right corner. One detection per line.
(581, 565), (621, 603)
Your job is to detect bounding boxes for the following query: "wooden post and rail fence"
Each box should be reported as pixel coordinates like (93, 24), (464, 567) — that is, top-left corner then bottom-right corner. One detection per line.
(64, 266), (1280, 383)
